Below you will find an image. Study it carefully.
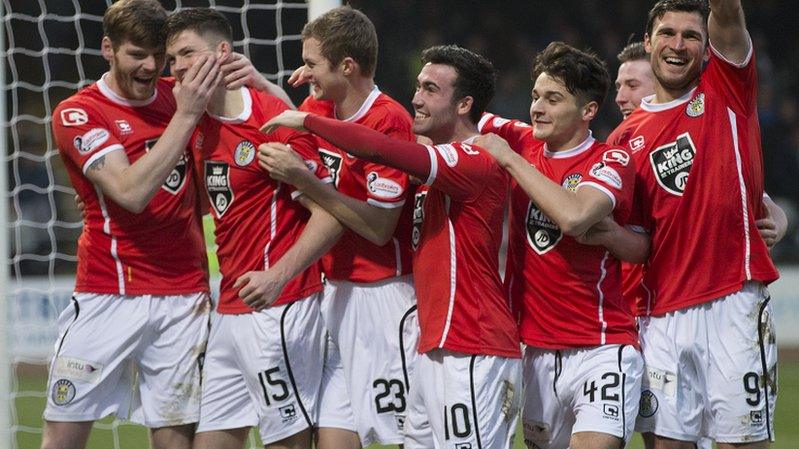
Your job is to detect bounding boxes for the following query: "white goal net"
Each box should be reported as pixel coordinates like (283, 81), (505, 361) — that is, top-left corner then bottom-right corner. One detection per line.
(1, 1), (337, 447)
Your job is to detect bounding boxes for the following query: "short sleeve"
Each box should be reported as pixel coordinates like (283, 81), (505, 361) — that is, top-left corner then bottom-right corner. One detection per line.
(424, 142), (495, 201)
(52, 101), (124, 174)
(705, 39), (756, 115)
(577, 147), (636, 220)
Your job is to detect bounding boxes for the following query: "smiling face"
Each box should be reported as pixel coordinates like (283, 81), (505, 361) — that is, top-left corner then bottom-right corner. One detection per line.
(411, 62), (460, 143)
(529, 72), (590, 150)
(300, 37), (346, 102)
(166, 29), (218, 83)
(615, 59), (656, 119)
(103, 37), (165, 101)
(645, 10), (708, 100)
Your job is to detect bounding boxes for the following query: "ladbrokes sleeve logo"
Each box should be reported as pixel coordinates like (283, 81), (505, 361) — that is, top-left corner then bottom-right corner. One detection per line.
(319, 148), (343, 187)
(145, 138), (187, 195)
(411, 191), (427, 251)
(205, 161), (234, 217)
(649, 133), (696, 196)
(526, 202), (561, 254)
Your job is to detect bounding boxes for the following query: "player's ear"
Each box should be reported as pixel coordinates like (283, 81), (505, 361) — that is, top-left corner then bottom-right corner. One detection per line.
(101, 36), (114, 62)
(582, 100), (599, 122)
(217, 41), (232, 60)
(341, 56), (357, 76)
(456, 96), (474, 118)
(643, 33), (652, 54)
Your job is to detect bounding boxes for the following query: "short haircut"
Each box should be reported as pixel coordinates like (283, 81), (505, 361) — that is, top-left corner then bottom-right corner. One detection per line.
(646, 0), (710, 38)
(532, 41), (610, 108)
(165, 8), (233, 47)
(421, 45), (497, 124)
(301, 6), (378, 77)
(617, 41), (648, 64)
(103, 0), (167, 49)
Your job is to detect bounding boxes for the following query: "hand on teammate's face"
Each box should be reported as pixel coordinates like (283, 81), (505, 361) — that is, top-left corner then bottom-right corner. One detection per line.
(220, 52), (268, 91)
(234, 270), (285, 311)
(287, 66), (308, 88)
(260, 110), (308, 134)
(173, 55), (222, 118)
(257, 142), (306, 184)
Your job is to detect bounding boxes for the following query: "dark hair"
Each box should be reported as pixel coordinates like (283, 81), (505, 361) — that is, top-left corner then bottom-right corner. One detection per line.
(103, 0), (167, 49)
(421, 45), (497, 124)
(646, 0), (709, 38)
(302, 6), (378, 77)
(165, 8), (233, 46)
(617, 41), (647, 64)
(532, 41), (610, 108)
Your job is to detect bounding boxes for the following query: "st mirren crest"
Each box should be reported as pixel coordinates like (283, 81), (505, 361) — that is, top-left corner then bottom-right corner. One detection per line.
(205, 161), (234, 216)
(562, 173), (582, 192)
(526, 202), (561, 254)
(145, 139), (188, 194)
(234, 140), (256, 166)
(686, 92), (705, 118)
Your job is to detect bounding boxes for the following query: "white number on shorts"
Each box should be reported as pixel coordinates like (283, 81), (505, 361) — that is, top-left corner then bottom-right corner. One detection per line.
(258, 367), (289, 406)
(583, 372), (620, 402)
(444, 403), (472, 440)
(373, 378), (406, 413)
(743, 372), (761, 406)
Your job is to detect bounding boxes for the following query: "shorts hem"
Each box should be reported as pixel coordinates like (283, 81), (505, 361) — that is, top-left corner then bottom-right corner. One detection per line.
(634, 425), (699, 443)
(137, 416), (200, 428)
(259, 423), (312, 445)
(361, 436), (404, 447)
(316, 420), (358, 433)
(196, 419), (257, 434)
(713, 433), (772, 444)
(572, 425), (624, 440)
(43, 411), (110, 423)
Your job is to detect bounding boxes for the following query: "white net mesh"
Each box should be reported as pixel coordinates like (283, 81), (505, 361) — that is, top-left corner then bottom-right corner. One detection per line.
(2, 1), (314, 447)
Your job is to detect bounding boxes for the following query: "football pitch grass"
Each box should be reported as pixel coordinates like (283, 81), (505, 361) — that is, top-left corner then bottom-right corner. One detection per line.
(14, 360), (799, 449)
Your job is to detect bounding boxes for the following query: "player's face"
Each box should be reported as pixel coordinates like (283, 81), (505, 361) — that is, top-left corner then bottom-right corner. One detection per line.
(301, 37), (346, 102)
(615, 59), (656, 119)
(529, 72), (587, 148)
(645, 11), (708, 98)
(105, 39), (165, 101)
(411, 63), (460, 143)
(167, 30), (218, 83)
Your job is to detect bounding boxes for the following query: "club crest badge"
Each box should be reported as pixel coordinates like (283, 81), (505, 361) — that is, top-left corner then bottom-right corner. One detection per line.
(686, 92), (705, 117)
(52, 379), (76, 406)
(562, 173), (582, 192)
(234, 140), (256, 166)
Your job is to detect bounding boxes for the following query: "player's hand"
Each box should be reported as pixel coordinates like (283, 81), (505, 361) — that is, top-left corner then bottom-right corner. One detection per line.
(220, 52), (269, 90)
(74, 194), (87, 221)
(756, 207), (779, 249)
(257, 142), (311, 186)
(474, 133), (515, 167)
(287, 66), (309, 88)
(575, 215), (621, 246)
(234, 270), (286, 311)
(173, 55), (222, 118)
(261, 110), (309, 133)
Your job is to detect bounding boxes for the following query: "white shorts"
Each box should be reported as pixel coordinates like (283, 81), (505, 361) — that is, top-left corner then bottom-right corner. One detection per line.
(43, 292), (210, 427)
(404, 349), (522, 449)
(521, 344), (642, 449)
(317, 276), (420, 446)
(197, 294), (324, 444)
(635, 282), (777, 444)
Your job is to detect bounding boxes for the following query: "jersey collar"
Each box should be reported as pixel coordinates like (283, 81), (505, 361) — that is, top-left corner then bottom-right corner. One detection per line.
(544, 131), (595, 159)
(97, 72), (158, 107)
(338, 85), (381, 122)
(640, 87), (697, 113)
(208, 86), (252, 123)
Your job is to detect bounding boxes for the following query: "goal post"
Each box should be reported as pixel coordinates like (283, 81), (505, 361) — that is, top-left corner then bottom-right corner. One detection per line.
(2, 1), (339, 448)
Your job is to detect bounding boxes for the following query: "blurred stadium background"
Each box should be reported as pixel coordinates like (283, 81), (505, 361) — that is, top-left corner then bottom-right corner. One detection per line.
(3, 0), (799, 448)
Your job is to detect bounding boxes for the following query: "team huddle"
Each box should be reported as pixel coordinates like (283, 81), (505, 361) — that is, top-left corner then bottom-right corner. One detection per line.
(44, 1), (781, 449)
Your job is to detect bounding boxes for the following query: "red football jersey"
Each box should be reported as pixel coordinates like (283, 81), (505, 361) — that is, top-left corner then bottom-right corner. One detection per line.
(196, 87), (327, 314)
(481, 114), (638, 349)
(413, 139), (520, 358)
(53, 75), (208, 295)
(299, 88), (415, 282)
(607, 45), (779, 316)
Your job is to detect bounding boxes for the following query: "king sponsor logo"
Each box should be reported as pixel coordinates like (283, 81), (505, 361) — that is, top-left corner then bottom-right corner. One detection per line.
(319, 148), (343, 187)
(145, 139), (188, 194)
(526, 202), (561, 254)
(205, 161), (234, 216)
(411, 191), (427, 251)
(649, 132), (696, 196)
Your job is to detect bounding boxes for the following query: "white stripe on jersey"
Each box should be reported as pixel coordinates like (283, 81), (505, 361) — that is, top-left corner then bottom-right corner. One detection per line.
(392, 237), (402, 277)
(424, 145), (438, 185)
(438, 195), (457, 348)
(595, 251), (610, 344)
(727, 108), (752, 280)
(95, 186), (125, 294)
(264, 184), (281, 270)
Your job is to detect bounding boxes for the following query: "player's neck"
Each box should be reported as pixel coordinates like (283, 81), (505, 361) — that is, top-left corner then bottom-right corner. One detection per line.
(545, 128), (591, 153)
(207, 86), (244, 118)
(653, 79), (699, 104)
(335, 77), (375, 120)
(432, 120), (479, 145)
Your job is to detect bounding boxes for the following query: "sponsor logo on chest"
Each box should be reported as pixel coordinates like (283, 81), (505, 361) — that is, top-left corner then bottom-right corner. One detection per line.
(319, 148), (343, 187)
(205, 161), (234, 216)
(649, 132), (697, 196)
(411, 191), (427, 251)
(146, 138), (188, 194)
(525, 202), (561, 254)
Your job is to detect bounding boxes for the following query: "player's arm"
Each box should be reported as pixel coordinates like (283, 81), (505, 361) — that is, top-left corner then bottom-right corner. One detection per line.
(708, 0), (751, 64)
(234, 198), (344, 310)
(258, 143), (403, 246)
(758, 194), (788, 249)
(262, 111), (432, 181)
(477, 133), (612, 237)
(86, 56), (220, 213)
(576, 217), (651, 263)
(221, 53), (296, 109)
